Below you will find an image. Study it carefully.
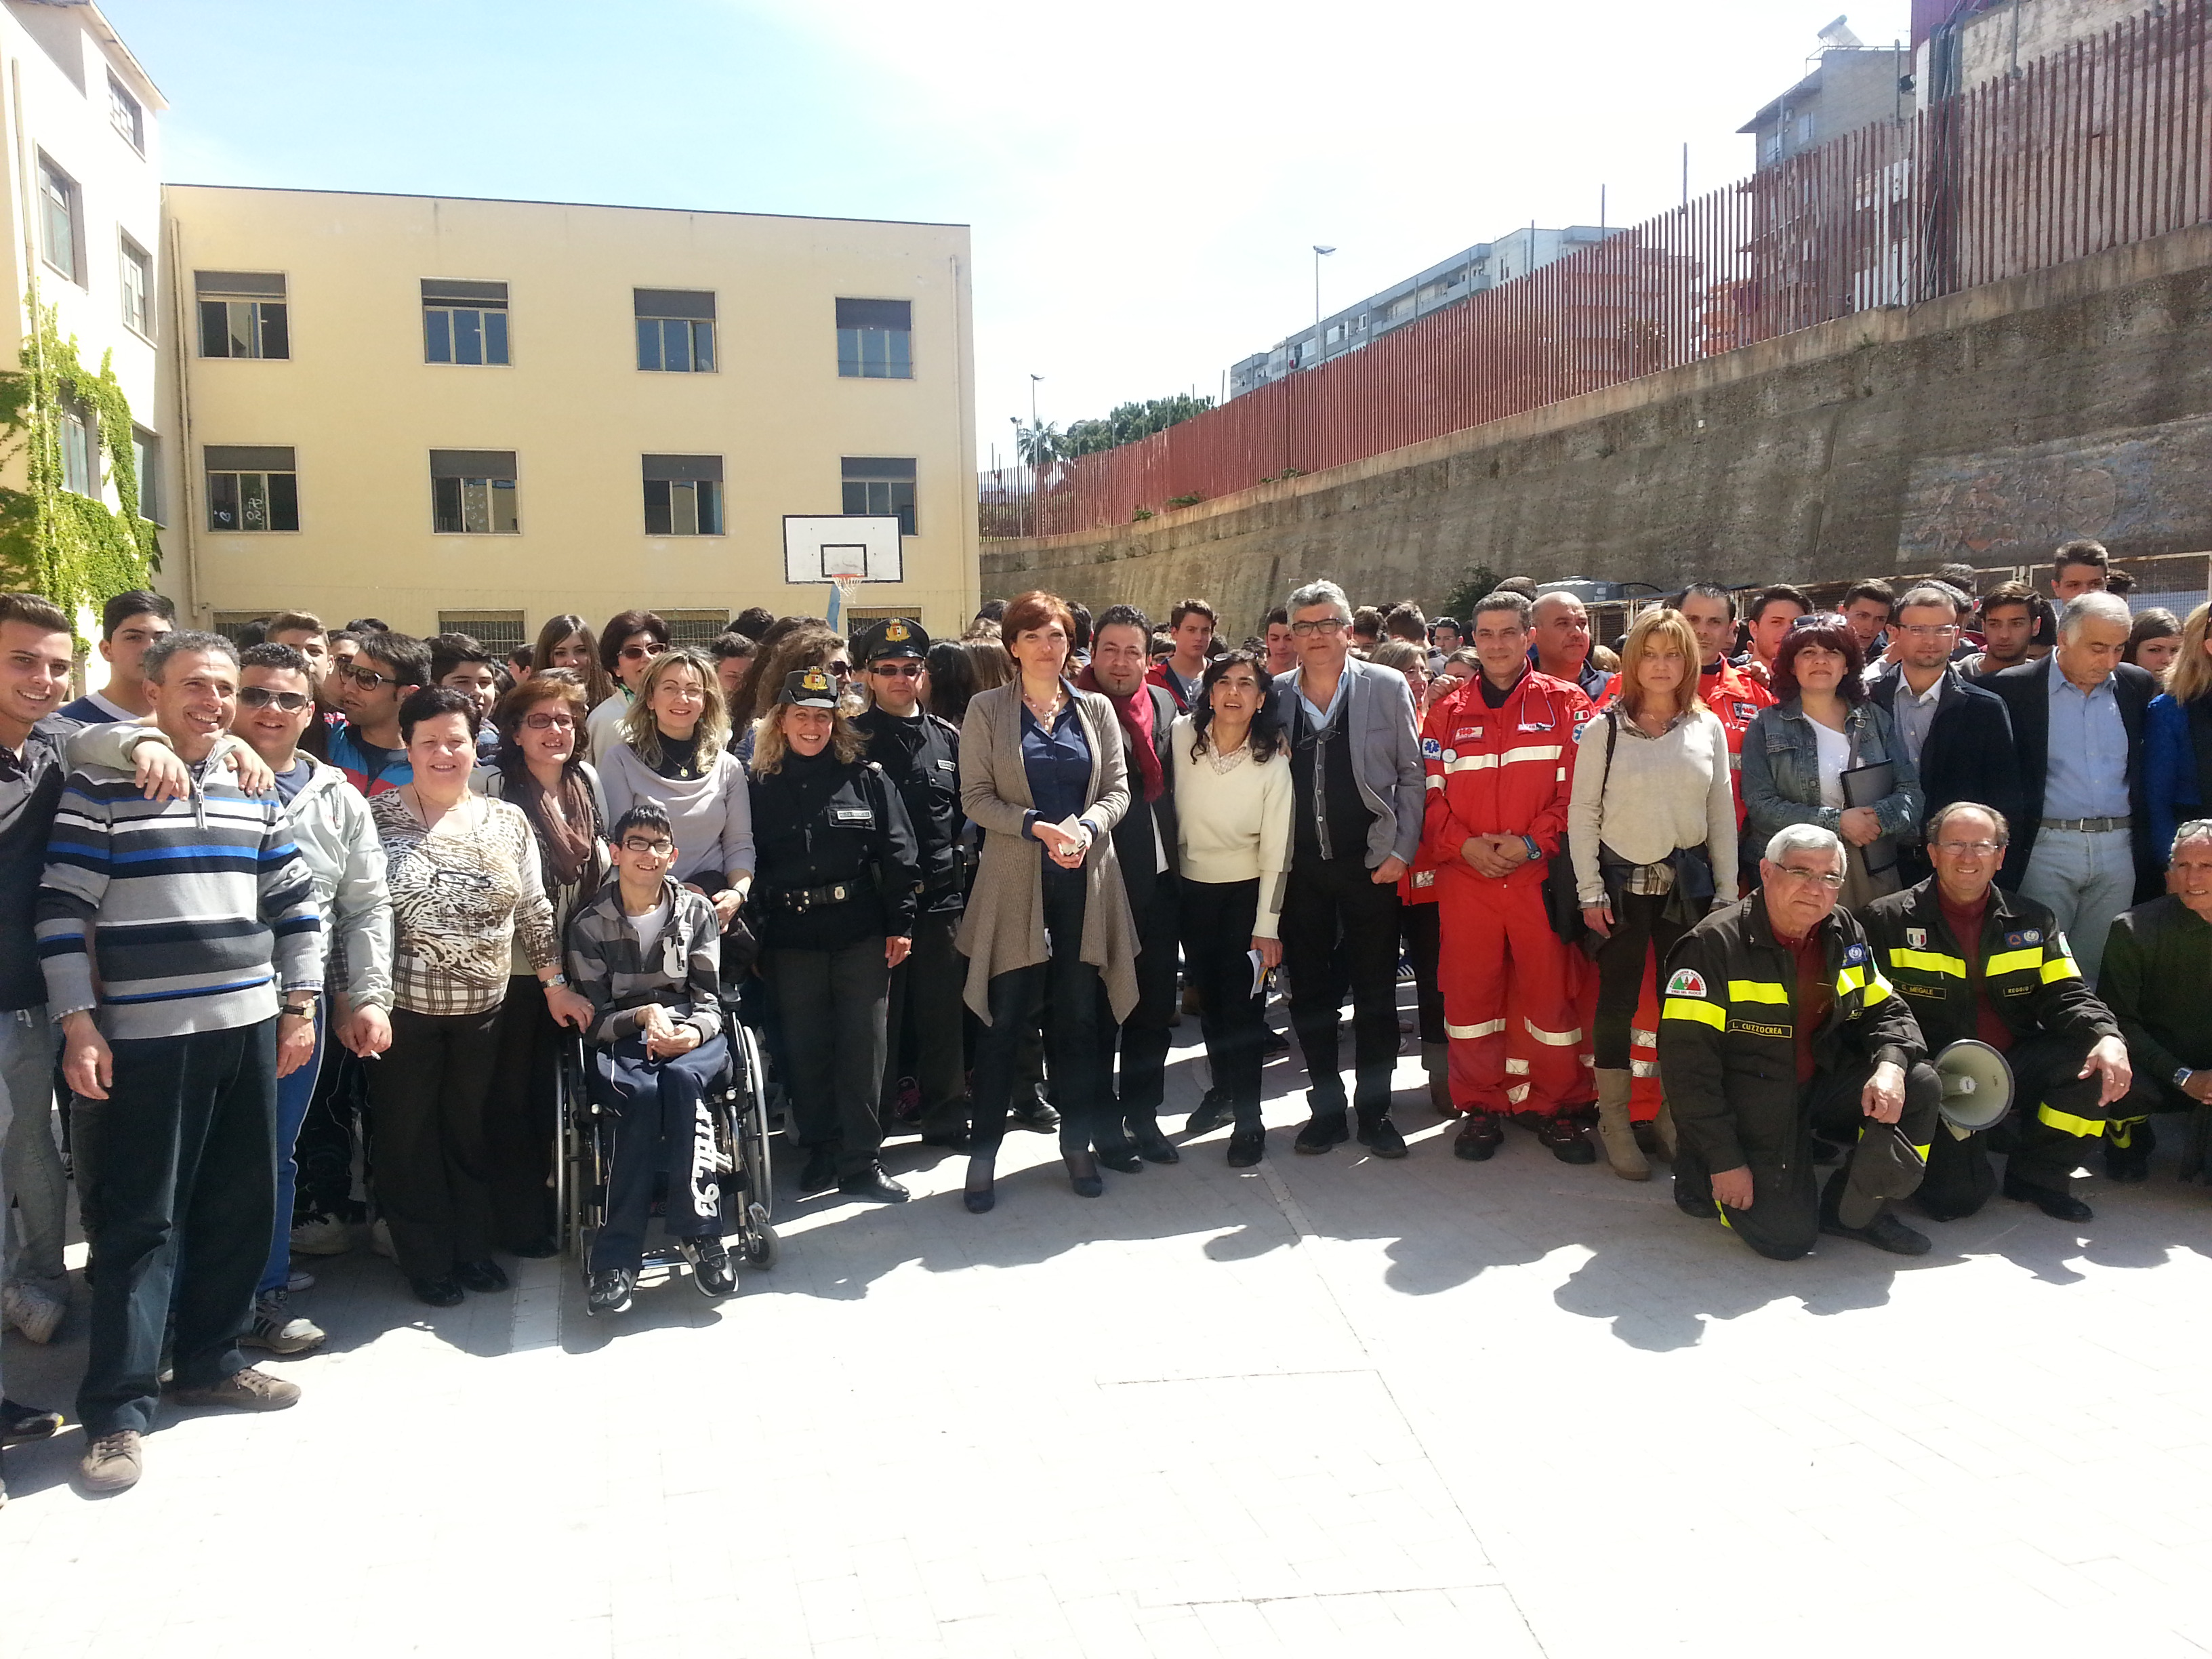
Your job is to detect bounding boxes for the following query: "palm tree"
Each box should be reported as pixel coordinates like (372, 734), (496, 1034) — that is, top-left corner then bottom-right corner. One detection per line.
(1013, 419), (1065, 467)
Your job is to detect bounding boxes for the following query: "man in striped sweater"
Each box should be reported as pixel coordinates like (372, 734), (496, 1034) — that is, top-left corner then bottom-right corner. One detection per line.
(39, 631), (324, 1496)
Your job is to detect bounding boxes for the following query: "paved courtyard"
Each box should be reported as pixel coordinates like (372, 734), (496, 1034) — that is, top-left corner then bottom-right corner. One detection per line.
(7, 994), (2212, 1658)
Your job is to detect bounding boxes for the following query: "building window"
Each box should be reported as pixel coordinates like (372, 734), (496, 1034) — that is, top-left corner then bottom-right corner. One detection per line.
(119, 237), (152, 337)
(663, 611), (729, 647)
(841, 456), (917, 535)
(212, 612), (274, 647)
(205, 445), (300, 533)
(642, 455), (723, 535)
(424, 279), (510, 365)
(37, 157), (79, 283)
(132, 428), (159, 524)
(837, 298), (912, 379)
(197, 272), (289, 359)
(634, 289), (715, 372)
(108, 75), (144, 150)
(438, 611), (527, 655)
(58, 402), (97, 499)
(430, 449), (520, 534)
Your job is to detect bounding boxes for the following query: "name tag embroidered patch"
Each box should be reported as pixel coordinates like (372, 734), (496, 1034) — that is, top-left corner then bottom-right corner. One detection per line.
(1729, 1019), (1793, 1039)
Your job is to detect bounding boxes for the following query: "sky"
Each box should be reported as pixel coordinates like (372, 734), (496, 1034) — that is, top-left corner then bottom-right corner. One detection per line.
(104, 0), (1916, 465)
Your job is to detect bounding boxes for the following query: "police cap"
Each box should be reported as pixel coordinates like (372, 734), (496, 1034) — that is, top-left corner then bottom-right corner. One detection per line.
(856, 616), (929, 663)
(777, 667), (840, 710)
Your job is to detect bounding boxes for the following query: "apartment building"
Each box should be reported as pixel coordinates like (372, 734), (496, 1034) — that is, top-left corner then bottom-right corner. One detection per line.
(165, 186), (979, 648)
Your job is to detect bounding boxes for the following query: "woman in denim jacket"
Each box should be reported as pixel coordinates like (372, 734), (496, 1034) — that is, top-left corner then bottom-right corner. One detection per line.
(1740, 613), (1923, 909)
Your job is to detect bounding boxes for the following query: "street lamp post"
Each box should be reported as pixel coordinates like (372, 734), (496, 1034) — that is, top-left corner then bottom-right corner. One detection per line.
(1311, 245), (1335, 362)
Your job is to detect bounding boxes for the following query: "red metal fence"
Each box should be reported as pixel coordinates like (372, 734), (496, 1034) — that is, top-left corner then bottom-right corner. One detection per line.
(983, 0), (2211, 541)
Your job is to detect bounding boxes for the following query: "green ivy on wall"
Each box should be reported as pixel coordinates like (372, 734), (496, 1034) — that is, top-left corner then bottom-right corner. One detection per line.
(0, 300), (159, 623)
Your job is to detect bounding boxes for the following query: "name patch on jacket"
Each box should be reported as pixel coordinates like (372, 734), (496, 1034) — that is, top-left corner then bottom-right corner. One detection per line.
(1729, 1019), (1793, 1038)
(831, 806), (874, 825)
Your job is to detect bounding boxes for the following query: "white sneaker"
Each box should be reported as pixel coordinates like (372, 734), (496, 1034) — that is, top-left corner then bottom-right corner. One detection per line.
(1, 1279), (65, 1345)
(369, 1218), (395, 1261)
(287, 1267), (316, 1292)
(241, 1290), (325, 1356)
(289, 1212), (354, 1256)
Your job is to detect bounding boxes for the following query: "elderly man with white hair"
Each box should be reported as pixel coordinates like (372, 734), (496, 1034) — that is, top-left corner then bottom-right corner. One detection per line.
(1658, 823), (1942, 1259)
(2096, 819), (2212, 1183)
(1983, 590), (2164, 984)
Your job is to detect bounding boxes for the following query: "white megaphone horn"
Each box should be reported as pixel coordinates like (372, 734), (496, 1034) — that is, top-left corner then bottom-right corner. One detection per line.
(1933, 1038), (2014, 1140)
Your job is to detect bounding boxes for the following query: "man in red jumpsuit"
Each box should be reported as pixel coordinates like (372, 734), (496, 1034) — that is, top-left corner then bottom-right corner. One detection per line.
(1422, 591), (1597, 1163)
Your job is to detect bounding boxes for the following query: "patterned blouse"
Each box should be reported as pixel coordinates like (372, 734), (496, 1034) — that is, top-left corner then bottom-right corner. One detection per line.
(371, 791), (559, 1016)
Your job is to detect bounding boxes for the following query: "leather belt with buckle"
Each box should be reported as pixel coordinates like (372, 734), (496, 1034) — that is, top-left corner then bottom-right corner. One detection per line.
(2040, 815), (2131, 833)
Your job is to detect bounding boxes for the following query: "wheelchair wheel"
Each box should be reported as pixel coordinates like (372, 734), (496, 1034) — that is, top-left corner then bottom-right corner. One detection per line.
(729, 1024), (777, 1270)
(556, 1037), (589, 1257)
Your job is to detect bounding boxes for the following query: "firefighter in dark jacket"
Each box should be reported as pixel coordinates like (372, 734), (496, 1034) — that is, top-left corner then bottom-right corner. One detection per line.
(1860, 802), (2131, 1223)
(748, 667), (922, 1204)
(1659, 823), (1942, 1260)
(2098, 819), (2212, 1182)
(852, 618), (970, 1151)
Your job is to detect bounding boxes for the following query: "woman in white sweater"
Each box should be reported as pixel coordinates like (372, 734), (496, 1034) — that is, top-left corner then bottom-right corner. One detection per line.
(598, 650), (754, 928)
(1568, 607), (1739, 1181)
(1172, 650), (1293, 1166)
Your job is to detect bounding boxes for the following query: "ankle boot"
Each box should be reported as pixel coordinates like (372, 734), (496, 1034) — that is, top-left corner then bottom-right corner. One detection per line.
(1652, 1094), (1679, 1162)
(1127, 1113), (1179, 1164)
(1420, 1041), (1458, 1116)
(1593, 1068), (1648, 1181)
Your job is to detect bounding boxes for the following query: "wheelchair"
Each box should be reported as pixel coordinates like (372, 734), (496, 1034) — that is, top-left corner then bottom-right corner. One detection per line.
(554, 1009), (779, 1291)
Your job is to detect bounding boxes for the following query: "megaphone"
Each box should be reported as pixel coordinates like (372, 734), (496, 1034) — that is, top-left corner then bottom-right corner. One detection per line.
(1933, 1038), (2014, 1139)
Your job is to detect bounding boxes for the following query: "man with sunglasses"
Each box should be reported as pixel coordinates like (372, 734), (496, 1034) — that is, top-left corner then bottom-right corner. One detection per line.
(329, 630), (430, 796)
(852, 618), (970, 1150)
(1659, 823), (1942, 1259)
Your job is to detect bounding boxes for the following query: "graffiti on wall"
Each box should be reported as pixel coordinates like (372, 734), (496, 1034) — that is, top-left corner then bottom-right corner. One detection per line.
(1898, 414), (2212, 565)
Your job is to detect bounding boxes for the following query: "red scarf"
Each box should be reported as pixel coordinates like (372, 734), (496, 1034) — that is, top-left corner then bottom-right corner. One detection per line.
(1076, 664), (1164, 802)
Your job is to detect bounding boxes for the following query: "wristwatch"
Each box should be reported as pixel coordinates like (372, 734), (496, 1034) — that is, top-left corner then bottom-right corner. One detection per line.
(1521, 835), (1542, 863)
(544, 972), (570, 989)
(281, 994), (317, 1019)
(2176, 1067), (2195, 1092)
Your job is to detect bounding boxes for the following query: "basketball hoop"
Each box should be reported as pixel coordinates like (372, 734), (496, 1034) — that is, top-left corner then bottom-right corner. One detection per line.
(829, 575), (864, 632)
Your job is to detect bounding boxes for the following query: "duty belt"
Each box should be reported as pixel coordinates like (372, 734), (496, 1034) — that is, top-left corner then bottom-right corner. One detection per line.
(768, 881), (863, 913)
(2040, 815), (2131, 833)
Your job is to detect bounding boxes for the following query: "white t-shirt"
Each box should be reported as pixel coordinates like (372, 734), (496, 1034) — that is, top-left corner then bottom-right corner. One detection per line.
(630, 898), (672, 962)
(1812, 719), (1851, 808)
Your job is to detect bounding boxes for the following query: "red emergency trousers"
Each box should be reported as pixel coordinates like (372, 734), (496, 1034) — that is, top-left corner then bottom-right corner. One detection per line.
(1421, 670), (1595, 1116)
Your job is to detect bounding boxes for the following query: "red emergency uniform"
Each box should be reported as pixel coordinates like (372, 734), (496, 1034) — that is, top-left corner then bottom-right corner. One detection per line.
(1421, 668), (1596, 1117)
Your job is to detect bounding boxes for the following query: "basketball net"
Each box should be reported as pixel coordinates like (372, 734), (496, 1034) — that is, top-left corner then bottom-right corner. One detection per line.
(829, 575), (863, 632)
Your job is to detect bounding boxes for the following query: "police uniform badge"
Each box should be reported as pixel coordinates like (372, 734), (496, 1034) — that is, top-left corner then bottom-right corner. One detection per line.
(884, 619), (909, 643)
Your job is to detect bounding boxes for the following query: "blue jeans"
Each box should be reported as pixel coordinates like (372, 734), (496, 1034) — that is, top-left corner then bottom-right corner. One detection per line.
(2018, 827), (2136, 986)
(259, 1002), (327, 1296)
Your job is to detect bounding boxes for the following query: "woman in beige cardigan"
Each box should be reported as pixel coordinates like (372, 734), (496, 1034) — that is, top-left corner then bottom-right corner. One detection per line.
(956, 590), (1141, 1211)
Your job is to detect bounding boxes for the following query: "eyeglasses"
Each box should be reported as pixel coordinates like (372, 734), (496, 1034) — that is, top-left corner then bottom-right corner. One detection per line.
(1289, 618), (1345, 637)
(1772, 864), (1847, 890)
(868, 661), (923, 678)
(827, 661), (855, 678)
(1898, 623), (1959, 640)
(1934, 839), (2004, 857)
(238, 687), (312, 712)
(620, 838), (675, 856)
(618, 644), (661, 661)
(337, 665), (398, 691)
(520, 712), (576, 731)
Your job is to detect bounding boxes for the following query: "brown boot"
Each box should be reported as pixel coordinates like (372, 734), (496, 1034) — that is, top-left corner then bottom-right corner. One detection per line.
(1593, 1068), (1648, 1181)
(1420, 1042), (1457, 1116)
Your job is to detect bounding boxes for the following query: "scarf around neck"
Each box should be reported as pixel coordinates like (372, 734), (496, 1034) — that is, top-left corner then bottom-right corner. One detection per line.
(1075, 665), (1163, 802)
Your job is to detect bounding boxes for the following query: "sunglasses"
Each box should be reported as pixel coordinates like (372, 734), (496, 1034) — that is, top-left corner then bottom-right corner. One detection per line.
(827, 661), (855, 678)
(618, 643), (663, 661)
(238, 687), (312, 712)
(868, 661), (923, 678)
(337, 665), (399, 691)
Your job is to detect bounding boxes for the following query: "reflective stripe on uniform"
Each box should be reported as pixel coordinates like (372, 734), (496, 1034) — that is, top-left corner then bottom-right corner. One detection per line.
(1910, 1142), (1931, 1162)
(1425, 774), (1443, 791)
(1986, 947), (2041, 977)
(1504, 1057), (1530, 1075)
(1728, 979), (1789, 1005)
(2038, 1102), (2105, 1138)
(2039, 955), (2082, 983)
(1837, 964), (1868, 998)
(1662, 997), (1725, 1029)
(1441, 743), (1562, 775)
(1631, 1059), (1661, 1078)
(1446, 1018), (1507, 1040)
(1523, 1018), (1582, 1046)
(1889, 948), (1967, 977)
(1507, 1083), (1531, 1105)
(1859, 967), (1894, 1006)
(1631, 1027), (1658, 1048)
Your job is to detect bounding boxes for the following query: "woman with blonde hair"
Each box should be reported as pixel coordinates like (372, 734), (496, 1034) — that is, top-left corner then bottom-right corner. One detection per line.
(1568, 607), (1739, 1180)
(598, 649), (754, 929)
(2146, 601), (2212, 861)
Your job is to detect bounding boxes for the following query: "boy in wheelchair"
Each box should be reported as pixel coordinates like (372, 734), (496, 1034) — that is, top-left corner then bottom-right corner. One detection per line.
(569, 803), (739, 1315)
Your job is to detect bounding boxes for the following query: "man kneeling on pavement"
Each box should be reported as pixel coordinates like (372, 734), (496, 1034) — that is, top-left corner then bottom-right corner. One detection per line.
(1860, 802), (2130, 1223)
(1659, 823), (1942, 1259)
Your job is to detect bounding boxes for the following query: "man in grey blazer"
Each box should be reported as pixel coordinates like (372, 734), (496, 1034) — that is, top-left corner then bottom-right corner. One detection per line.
(1271, 579), (1426, 1158)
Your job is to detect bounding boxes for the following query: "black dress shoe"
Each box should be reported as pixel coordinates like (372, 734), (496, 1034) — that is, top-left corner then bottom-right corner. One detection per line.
(1227, 1128), (1266, 1167)
(1010, 1089), (1061, 1132)
(411, 1275), (464, 1308)
(837, 1166), (911, 1203)
(1294, 1113), (1351, 1155)
(1538, 1116), (1597, 1164)
(920, 1131), (972, 1151)
(1186, 1088), (1232, 1135)
(1128, 1120), (1180, 1164)
(2003, 1174), (2094, 1221)
(0, 1398), (63, 1445)
(455, 1258), (509, 1294)
(1357, 1117), (1409, 1160)
(1063, 1151), (1103, 1197)
(964, 1151), (996, 1214)
(1095, 1145), (1145, 1174)
(1454, 1111), (1502, 1162)
(508, 1235), (561, 1260)
(1820, 1208), (1931, 1255)
(796, 1145), (840, 1193)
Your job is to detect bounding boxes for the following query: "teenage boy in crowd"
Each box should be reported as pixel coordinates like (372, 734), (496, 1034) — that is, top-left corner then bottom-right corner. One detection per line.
(59, 590), (174, 723)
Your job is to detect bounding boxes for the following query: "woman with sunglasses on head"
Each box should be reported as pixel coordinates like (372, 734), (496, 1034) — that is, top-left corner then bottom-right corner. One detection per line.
(585, 609), (670, 762)
(738, 624), (854, 762)
(1740, 614), (1922, 910)
(600, 649), (755, 936)
(474, 670), (611, 1256)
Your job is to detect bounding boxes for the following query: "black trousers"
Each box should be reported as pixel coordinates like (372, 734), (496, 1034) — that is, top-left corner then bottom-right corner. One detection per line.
(1919, 1031), (2108, 1214)
(79, 1019), (279, 1437)
(1279, 853), (1403, 1121)
(1674, 1058), (1943, 1261)
(766, 940), (889, 1178)
(368, 1006), (504, 1281)
(970, 867), (1113, 1153)
(588, 1032), (728, 1273)
(485, 975), (562, 1249)
(1400, 899), (1445, 1047)
(1112, 874), (1182, 1122)
(1592, 893), (1691, 1070)
(1182, 878), (1267, 1128)
(878, 909), (968, 1139)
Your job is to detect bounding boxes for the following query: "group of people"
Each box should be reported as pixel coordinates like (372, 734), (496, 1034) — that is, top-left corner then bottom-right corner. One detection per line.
(3, 536), (2211, 1502)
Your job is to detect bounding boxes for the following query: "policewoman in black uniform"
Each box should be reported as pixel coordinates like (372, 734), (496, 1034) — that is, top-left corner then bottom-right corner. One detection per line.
(747, 667), (922, 1203)
(851, 618), (972, 1149)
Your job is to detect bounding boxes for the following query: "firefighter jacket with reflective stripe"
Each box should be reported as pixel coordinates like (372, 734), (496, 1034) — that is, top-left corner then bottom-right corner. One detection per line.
(1420, 668), (1595, 893)
(2100, 895), (2212, 1085)
(1858, 878), (2117, 1054)
(1658, 892), (1927, 1175)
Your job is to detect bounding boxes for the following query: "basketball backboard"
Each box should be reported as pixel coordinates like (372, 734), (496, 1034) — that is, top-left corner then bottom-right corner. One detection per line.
(783, 515), (904, 584)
